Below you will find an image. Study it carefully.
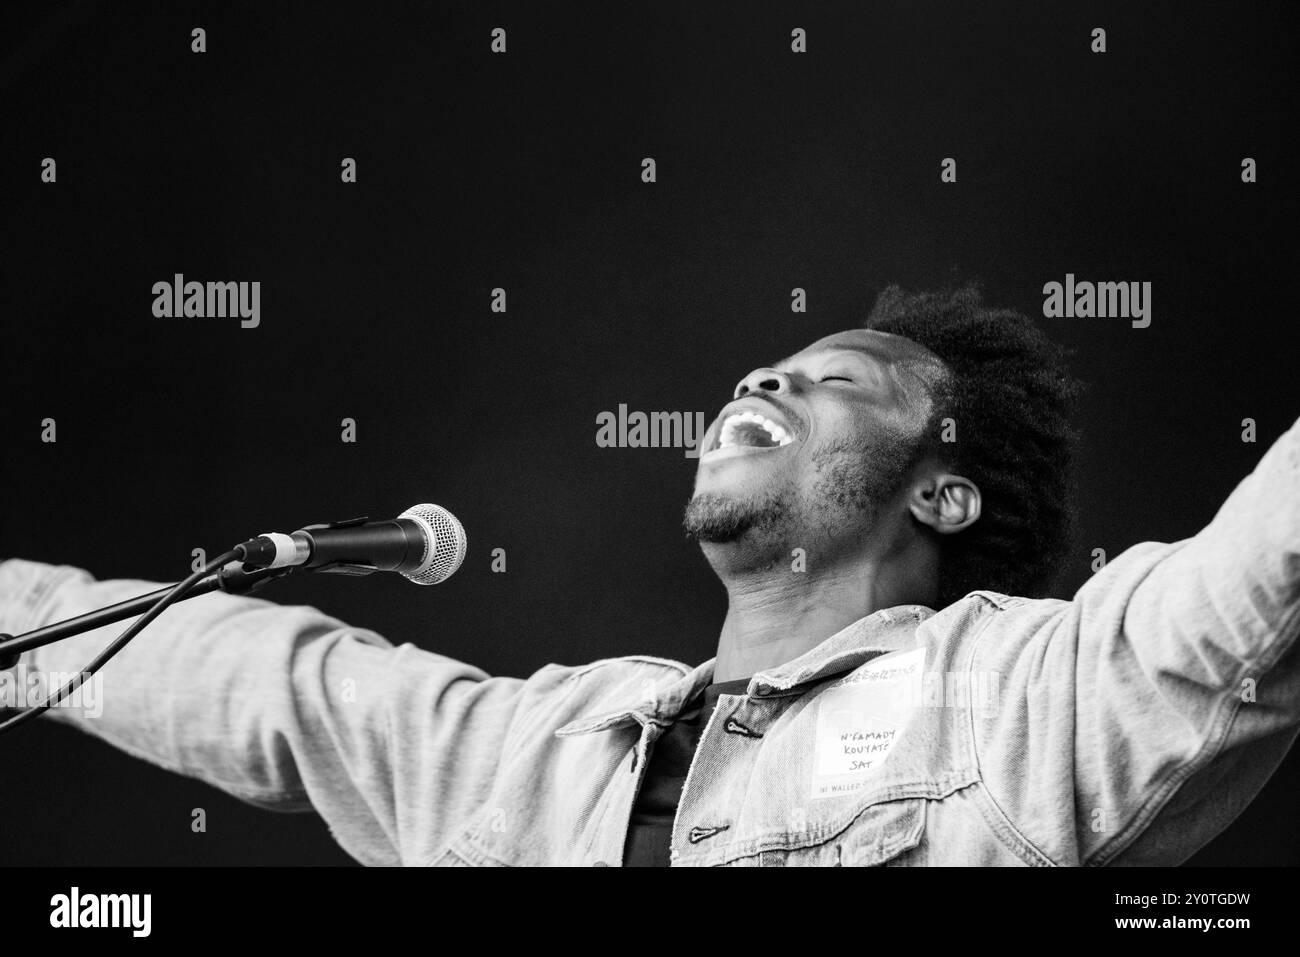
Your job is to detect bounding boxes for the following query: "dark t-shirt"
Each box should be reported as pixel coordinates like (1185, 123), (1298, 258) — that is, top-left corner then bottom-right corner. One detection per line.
(623, 677), (751, 867)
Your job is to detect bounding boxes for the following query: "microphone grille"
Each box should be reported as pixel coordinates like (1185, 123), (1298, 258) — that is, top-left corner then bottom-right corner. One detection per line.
(399, 504), (468, 585)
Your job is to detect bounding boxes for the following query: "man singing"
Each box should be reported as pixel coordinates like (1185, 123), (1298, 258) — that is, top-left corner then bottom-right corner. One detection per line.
(2, 285), (1297, 866)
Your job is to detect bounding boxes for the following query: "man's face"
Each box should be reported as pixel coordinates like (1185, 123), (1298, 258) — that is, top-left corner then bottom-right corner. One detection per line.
(684, 329), (948, 546)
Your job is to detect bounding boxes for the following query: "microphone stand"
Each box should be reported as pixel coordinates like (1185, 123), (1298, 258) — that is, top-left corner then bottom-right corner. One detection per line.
(0, 560), (300, 670)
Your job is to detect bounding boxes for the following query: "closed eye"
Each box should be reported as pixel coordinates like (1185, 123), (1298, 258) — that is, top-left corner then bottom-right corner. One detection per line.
(820, 376), (854, 383)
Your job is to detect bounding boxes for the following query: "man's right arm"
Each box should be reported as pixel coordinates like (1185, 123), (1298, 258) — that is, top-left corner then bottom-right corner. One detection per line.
(0, 558), (539, 865)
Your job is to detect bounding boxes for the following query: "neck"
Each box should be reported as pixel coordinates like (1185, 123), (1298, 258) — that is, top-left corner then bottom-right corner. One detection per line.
(708, 534), (936, 684)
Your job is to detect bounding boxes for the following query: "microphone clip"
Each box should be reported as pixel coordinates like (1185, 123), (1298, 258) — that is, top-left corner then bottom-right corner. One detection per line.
(280, 515), (379, 577)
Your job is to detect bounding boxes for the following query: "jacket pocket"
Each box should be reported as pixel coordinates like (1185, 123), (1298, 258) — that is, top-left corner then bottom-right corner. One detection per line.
(720, 797), (927, 867)
(835, 797), (927, 866)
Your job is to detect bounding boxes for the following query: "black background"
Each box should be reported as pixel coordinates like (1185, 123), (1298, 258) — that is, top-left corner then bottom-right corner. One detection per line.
(1, 1), (1297, 865)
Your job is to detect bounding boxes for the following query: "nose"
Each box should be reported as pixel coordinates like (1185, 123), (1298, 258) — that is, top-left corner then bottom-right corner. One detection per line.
(734, 367), (792, 400)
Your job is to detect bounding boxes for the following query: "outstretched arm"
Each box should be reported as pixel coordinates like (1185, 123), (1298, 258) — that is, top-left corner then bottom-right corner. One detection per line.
(0, 560), (542, 865)
(971, 416), (1300, 865)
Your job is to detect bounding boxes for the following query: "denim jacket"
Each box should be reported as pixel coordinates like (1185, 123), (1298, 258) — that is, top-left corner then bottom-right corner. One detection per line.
(3, 418), (1298, 866)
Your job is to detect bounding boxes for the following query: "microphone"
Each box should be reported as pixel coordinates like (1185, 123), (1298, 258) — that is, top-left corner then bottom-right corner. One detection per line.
(234, 504), (467, 585)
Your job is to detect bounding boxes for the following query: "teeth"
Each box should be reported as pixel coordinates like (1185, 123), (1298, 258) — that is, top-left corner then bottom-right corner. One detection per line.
(717, 410), (795, 450)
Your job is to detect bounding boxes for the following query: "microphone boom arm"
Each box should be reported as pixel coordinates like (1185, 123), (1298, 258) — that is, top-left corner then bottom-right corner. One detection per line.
(0, 560), (299, 669)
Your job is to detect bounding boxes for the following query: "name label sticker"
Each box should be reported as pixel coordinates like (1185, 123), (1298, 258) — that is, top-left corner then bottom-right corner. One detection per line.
(811, 646), (926, 799)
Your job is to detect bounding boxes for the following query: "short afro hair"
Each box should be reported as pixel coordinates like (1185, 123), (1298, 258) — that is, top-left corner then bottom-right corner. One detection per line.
(864, 283), (1084, 606)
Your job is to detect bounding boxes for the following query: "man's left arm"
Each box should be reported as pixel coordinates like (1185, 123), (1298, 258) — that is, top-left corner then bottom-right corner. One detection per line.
(971, 415), (1300, 865)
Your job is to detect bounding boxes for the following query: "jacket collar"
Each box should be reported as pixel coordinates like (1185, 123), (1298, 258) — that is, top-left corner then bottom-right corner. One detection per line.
(555, 604), (933, 737)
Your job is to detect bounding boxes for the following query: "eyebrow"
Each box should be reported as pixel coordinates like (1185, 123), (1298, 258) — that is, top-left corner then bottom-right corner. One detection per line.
(775, 345), (947, 402)
(775, 345), (891, 370)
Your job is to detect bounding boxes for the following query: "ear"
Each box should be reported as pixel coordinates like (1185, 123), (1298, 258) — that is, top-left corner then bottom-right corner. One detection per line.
(908, 472), (981, 535)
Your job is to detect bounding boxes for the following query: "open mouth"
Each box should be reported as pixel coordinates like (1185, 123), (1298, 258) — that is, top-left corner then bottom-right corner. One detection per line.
(701, 409), (797, 463)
